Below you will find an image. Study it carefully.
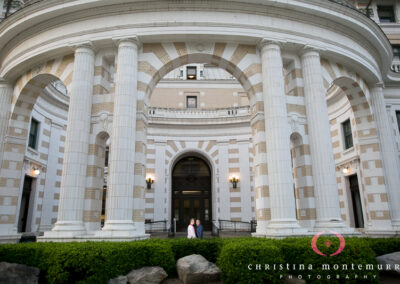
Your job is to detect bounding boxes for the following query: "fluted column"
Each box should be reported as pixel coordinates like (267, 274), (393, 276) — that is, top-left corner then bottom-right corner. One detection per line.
(301, 48), (348, 231)
(0, 80), (13, 165)
(102, 38), (140, 236)
(260, 40), (306, 235)
(49, 44), (95, 236)
(370, 85), (400, 230)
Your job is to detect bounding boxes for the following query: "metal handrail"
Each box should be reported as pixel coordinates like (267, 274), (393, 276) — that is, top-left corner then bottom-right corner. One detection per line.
(218, 219), (257, 233)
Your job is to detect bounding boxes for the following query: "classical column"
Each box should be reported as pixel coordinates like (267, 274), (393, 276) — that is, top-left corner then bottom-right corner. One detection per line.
(370, 85), (400, 231)
(260, 40), (306, 235)
(0, 80), (13, 165)
(102, 38), (141, 236)
(47, 44), (95, 236)
(301, 48), (348, 231)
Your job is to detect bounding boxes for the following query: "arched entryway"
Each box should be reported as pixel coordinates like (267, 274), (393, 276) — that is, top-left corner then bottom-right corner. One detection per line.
(172, 156), (212, 232)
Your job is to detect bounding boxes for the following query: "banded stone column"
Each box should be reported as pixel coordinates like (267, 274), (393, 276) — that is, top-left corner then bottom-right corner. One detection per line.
(370, 85), (400, 230)
(301, 48), (348, 231)
(260, 40), (305, 235)
(102, 38), (140, 235)
(0, 81), (13, 165)
(48, 44), (95, 236)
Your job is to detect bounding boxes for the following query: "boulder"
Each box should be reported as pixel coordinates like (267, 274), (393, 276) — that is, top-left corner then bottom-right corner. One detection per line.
(176, 254), (221, 284)
(127, 266), (167, 284)
(376, 252), (400, 276)
(108, 275), (128, 284)
(0, 262), (40, 284)
(283, 274), (306, 284)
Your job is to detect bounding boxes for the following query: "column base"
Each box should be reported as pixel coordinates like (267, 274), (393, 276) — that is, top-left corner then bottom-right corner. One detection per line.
(313, 219), (355, 235)
(0, 234), (21, 244)
(390, 219), (400, 232)
(38, 232), (150, 243)
(363, 229), (398, 237)
(43, 220), (87, 238)
(264, 219), (309, 237)
(102, 220), (136, 232)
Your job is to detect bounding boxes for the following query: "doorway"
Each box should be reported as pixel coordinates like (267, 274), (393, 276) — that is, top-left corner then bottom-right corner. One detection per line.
(348, 174), (364, 228)
(172, 156), (212, 231)
(18, 176), (34, 233)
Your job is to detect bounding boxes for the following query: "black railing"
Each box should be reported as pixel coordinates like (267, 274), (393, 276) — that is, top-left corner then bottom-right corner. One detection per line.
(218, 219), (257, 233)
(145, 220), (168, 233)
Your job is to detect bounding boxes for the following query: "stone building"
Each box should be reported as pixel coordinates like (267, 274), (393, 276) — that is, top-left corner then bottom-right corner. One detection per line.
(0, 0), (399, 242)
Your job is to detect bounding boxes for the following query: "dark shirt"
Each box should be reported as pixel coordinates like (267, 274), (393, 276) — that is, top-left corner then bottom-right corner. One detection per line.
(196, 224), (203, 238)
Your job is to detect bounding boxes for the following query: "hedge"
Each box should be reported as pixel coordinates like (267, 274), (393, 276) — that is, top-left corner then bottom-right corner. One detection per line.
(0, 237), (399, 284)
(279, 237), (379, 284)
(0, 241), (175, 284)
(364, 238), (400, 256)
(217, 239), (284, 284)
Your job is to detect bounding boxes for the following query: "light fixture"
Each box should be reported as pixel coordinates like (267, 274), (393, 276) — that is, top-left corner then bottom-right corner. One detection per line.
(342, 167), (349, 174)
(146, 176), (154, 189)
(230, 176), (239, 189)
(32, 167), (40, 176)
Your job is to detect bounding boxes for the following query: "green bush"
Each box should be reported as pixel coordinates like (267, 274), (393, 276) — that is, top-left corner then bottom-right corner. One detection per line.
(279, 237), (379, 284)
(166, 238), (223, 263)
(364, 238), (400, 256)
(1, 237), (399, 283)
(217, 239), (284, 284)
(0, 241), (175, 284)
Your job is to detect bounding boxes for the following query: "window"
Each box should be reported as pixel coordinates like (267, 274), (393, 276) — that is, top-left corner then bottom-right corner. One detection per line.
(186, 96), (197, 108)
(377, 5), (395, 23)
(396, 111), (400, 134)
(28, 119), (39, 149)
(342, 119), (353, 150)
(105, 146), (109, 167)
(186, 66), (197, 80)
(393, 45), (400, 61)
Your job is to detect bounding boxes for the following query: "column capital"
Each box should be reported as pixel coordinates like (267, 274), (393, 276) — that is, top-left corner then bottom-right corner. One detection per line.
(0, 77), (13, 88)
(299, 45), (324, 58)
(370, 81), (385, 90)
(257, 38), (286, 52)
(69, 41), (96, 53)
(113, 35), (141, 49)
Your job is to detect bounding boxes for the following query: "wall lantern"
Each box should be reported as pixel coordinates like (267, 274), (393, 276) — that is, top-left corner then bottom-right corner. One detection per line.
(32, 167), (41, 177)
(230, 176), (239, 189)
(146, 177), (154, 189)
(342, 167), (349, 174)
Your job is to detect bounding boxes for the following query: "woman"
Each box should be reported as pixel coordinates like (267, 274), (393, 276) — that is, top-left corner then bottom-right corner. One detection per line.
(187, 218), (196, 239)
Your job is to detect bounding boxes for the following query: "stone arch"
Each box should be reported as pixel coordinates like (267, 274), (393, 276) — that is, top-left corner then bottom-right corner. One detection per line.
(138, 42), (263, 105)
(84, 130), (110, 231)
(326, 75), (391, 229)
(0, 69), (71, 230)
(289, 132), (316, 226)
(167, 145), (219, 224)
(168, 147), (217, 230)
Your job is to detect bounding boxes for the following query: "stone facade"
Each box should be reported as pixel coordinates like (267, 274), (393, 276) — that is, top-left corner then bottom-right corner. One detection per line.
(0, 0), (399, 242)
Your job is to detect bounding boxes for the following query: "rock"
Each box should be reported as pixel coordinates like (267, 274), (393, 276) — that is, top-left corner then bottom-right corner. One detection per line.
(176, 254), (221, 284)
(108, 275), (128, 284)
(0, 262), (40, 284)
(376, 252), (400, 275)
(283, 274), (306, 284)
(127, 266), (167, 284)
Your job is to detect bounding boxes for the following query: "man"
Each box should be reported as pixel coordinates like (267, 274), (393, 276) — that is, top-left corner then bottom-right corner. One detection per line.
(187, 218), (196, 239)
(196, 219), (203, 239)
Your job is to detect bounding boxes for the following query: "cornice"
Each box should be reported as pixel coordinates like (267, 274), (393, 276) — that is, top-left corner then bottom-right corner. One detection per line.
(0, 0), (391, 83)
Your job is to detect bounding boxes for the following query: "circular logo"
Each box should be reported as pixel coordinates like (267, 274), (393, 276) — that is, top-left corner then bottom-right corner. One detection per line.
(311, 231), (345, 256)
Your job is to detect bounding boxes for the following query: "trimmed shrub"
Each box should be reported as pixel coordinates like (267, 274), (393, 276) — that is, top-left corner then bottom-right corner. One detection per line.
(217, 239), (285, 284)
(364, 238), (400, 256)
(1, 237), (399, 283)
(0, 241), (175, 284)
(279, 237), (379, 284)
(167, 238), (223, 263)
